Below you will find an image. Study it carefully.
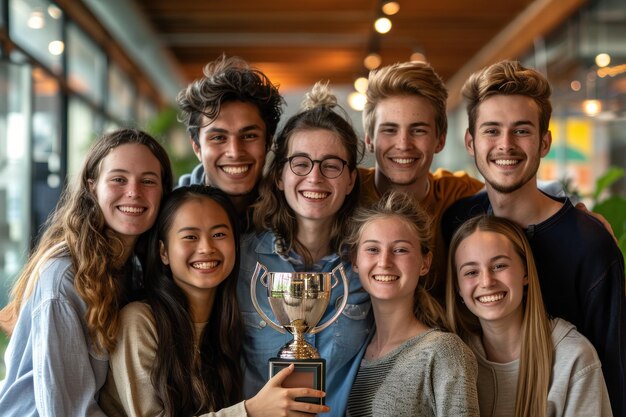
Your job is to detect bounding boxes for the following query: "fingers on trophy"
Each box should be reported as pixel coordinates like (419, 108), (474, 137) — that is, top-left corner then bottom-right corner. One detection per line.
(251, 262), (349, 405)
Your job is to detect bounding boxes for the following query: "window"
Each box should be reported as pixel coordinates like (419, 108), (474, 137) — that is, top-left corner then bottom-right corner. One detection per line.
(67, 23), (106, 105)
(9, 0), (64, 74)
(107, 63), (135, 122)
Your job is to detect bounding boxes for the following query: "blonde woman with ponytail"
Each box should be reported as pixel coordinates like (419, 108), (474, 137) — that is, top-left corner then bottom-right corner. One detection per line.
(446, 215), (612, 417)
(0, 129), (173, 416)
(345, 191), (479, 417)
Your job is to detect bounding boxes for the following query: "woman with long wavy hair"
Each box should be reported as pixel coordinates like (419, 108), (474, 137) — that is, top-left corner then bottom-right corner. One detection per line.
(100, 185), (328, 417)
(446, 215), (612, 417)
(0, 129), (173, 416)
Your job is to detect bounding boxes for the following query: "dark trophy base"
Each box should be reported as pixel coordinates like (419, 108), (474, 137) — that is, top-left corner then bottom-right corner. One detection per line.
(269, 357), (326, 406)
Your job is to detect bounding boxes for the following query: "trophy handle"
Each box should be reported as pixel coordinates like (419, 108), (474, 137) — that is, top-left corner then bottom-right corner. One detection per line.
(250, 262), (285, 333)
(309, 263), (349, 335)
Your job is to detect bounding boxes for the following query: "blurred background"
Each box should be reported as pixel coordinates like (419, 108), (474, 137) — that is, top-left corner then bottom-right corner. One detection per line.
(0, 0), (625, 375)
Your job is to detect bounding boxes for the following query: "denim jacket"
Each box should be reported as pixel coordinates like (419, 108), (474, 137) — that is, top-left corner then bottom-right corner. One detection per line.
(237, 231), (372, 417)
(0, 256), (109, 417)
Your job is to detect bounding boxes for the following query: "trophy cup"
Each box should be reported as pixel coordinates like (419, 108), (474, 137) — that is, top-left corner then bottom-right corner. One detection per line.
(251, 262), (349, 405)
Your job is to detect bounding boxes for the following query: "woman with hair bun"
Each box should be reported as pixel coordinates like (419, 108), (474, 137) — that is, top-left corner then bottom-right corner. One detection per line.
(237, 82), (372, 416)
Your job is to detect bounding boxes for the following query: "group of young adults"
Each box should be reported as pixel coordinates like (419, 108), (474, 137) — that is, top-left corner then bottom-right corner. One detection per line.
(0, 53), (623, 417)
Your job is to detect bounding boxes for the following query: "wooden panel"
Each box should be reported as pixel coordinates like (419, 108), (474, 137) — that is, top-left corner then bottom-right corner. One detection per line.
(132, 0), (583, 95)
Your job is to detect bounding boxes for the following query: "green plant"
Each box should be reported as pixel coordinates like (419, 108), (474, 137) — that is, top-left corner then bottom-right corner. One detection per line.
(145, 106), (198, 181)
(589, 167), (626, 266)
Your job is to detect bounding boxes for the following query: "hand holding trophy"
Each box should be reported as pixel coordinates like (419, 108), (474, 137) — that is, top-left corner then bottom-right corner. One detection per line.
(251, 261), (349, 405)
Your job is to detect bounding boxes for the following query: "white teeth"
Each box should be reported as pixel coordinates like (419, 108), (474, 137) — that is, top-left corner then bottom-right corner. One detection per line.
(302, 191), (329, 199)
(222, 165), (250, 175)
(494, 159), (519, 166)
(192, 261), (218, 269)
(119, 206), (144, 213)
(392, 158), (415, 165)
(373, 275), (398, 282)
(477, 293), (505, 303)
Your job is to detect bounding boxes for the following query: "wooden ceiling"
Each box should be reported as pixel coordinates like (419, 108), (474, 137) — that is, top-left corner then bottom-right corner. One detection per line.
(128, 0), (584, 100)
(131, 0), (540, 92)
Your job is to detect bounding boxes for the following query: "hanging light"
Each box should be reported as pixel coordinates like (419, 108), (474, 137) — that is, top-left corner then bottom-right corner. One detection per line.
(28, 10), (45, 29)
(382, 1), (400, 16)
(364, 53), (382, 70)
(410, 51), (426, 63)
(354, 77), (369, 94)
(48, 40), (65, 55)
(582, 99), (602, 116)
(374, 17), (392, 34)
(348, 92), (367, 111)
(595, 53), (611, 68)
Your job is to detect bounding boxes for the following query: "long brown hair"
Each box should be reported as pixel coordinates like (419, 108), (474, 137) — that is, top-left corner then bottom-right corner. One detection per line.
(145, 185), (243, 416)
(252, 81), (363, 266)
(446, 215), (553, 417)
(1, 129), (173, 352)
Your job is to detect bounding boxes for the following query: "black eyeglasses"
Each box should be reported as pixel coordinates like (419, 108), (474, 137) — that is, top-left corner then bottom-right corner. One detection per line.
(284, 155), (349, 179)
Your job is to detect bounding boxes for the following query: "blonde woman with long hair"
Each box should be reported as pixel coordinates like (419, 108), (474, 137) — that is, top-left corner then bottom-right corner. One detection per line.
(0, 129), (173, 416)
(446, 215), (612, 417)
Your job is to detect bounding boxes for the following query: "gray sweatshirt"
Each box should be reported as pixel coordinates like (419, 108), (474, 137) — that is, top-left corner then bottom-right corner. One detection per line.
(470, 318), (613, 417)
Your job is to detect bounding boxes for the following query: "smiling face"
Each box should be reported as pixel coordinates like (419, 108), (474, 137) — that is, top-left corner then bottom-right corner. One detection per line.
(465, 94), (551, 194)
(278, 129), (356, 226)
(159, 197), (235, 302)
(90, 143), (163, 249)
(455, 229), (527, 328)
(354, 216), (431, 303)
(192, 100), (267, 197)
(367, 95), (445, 194)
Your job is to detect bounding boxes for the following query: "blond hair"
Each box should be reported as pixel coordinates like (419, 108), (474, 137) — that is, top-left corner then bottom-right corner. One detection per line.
(446, 215), (553, 417)
(363, 61), (448, 140)
(346, 191), (449, 329)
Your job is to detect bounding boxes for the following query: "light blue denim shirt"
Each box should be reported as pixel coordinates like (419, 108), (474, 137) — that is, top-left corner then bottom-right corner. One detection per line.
(0, 256), (109, 416)
(238, 231), (373, 417)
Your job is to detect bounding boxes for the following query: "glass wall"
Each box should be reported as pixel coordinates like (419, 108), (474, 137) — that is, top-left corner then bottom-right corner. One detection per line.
(0, 0), (165, 378)
(31, 67), (62, 243)
(442, 0), (626, 200)
(0, 62), (31, 308)
(67, 22), (106, 106)
(9, 0), (64, 74)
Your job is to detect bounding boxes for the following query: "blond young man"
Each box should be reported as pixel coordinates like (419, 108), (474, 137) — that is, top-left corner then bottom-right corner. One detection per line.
(360, 61), (484, 298)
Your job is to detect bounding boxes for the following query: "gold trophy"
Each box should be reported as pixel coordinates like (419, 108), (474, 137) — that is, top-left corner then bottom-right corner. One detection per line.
(251, 262), (349, 404)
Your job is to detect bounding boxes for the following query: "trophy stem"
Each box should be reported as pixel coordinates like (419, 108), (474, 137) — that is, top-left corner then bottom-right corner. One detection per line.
(277, 328), (321, 359)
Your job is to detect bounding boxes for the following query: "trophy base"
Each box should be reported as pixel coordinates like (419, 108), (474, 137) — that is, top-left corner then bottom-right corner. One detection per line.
(269, 357), (326, 407)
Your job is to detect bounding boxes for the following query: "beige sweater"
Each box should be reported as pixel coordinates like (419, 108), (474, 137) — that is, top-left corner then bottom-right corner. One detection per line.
(99, 302), (247, 417)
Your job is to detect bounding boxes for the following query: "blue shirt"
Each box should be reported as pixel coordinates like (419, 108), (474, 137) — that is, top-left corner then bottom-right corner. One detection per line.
(0, 256), (109, 417)
(237, 231), (373, 417)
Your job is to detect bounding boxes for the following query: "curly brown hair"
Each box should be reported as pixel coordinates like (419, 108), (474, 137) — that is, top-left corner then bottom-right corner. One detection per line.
(177, 55), (284, 151)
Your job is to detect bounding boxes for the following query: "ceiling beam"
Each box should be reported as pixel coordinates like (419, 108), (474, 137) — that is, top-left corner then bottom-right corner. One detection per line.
(447, 0), (588, 109)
